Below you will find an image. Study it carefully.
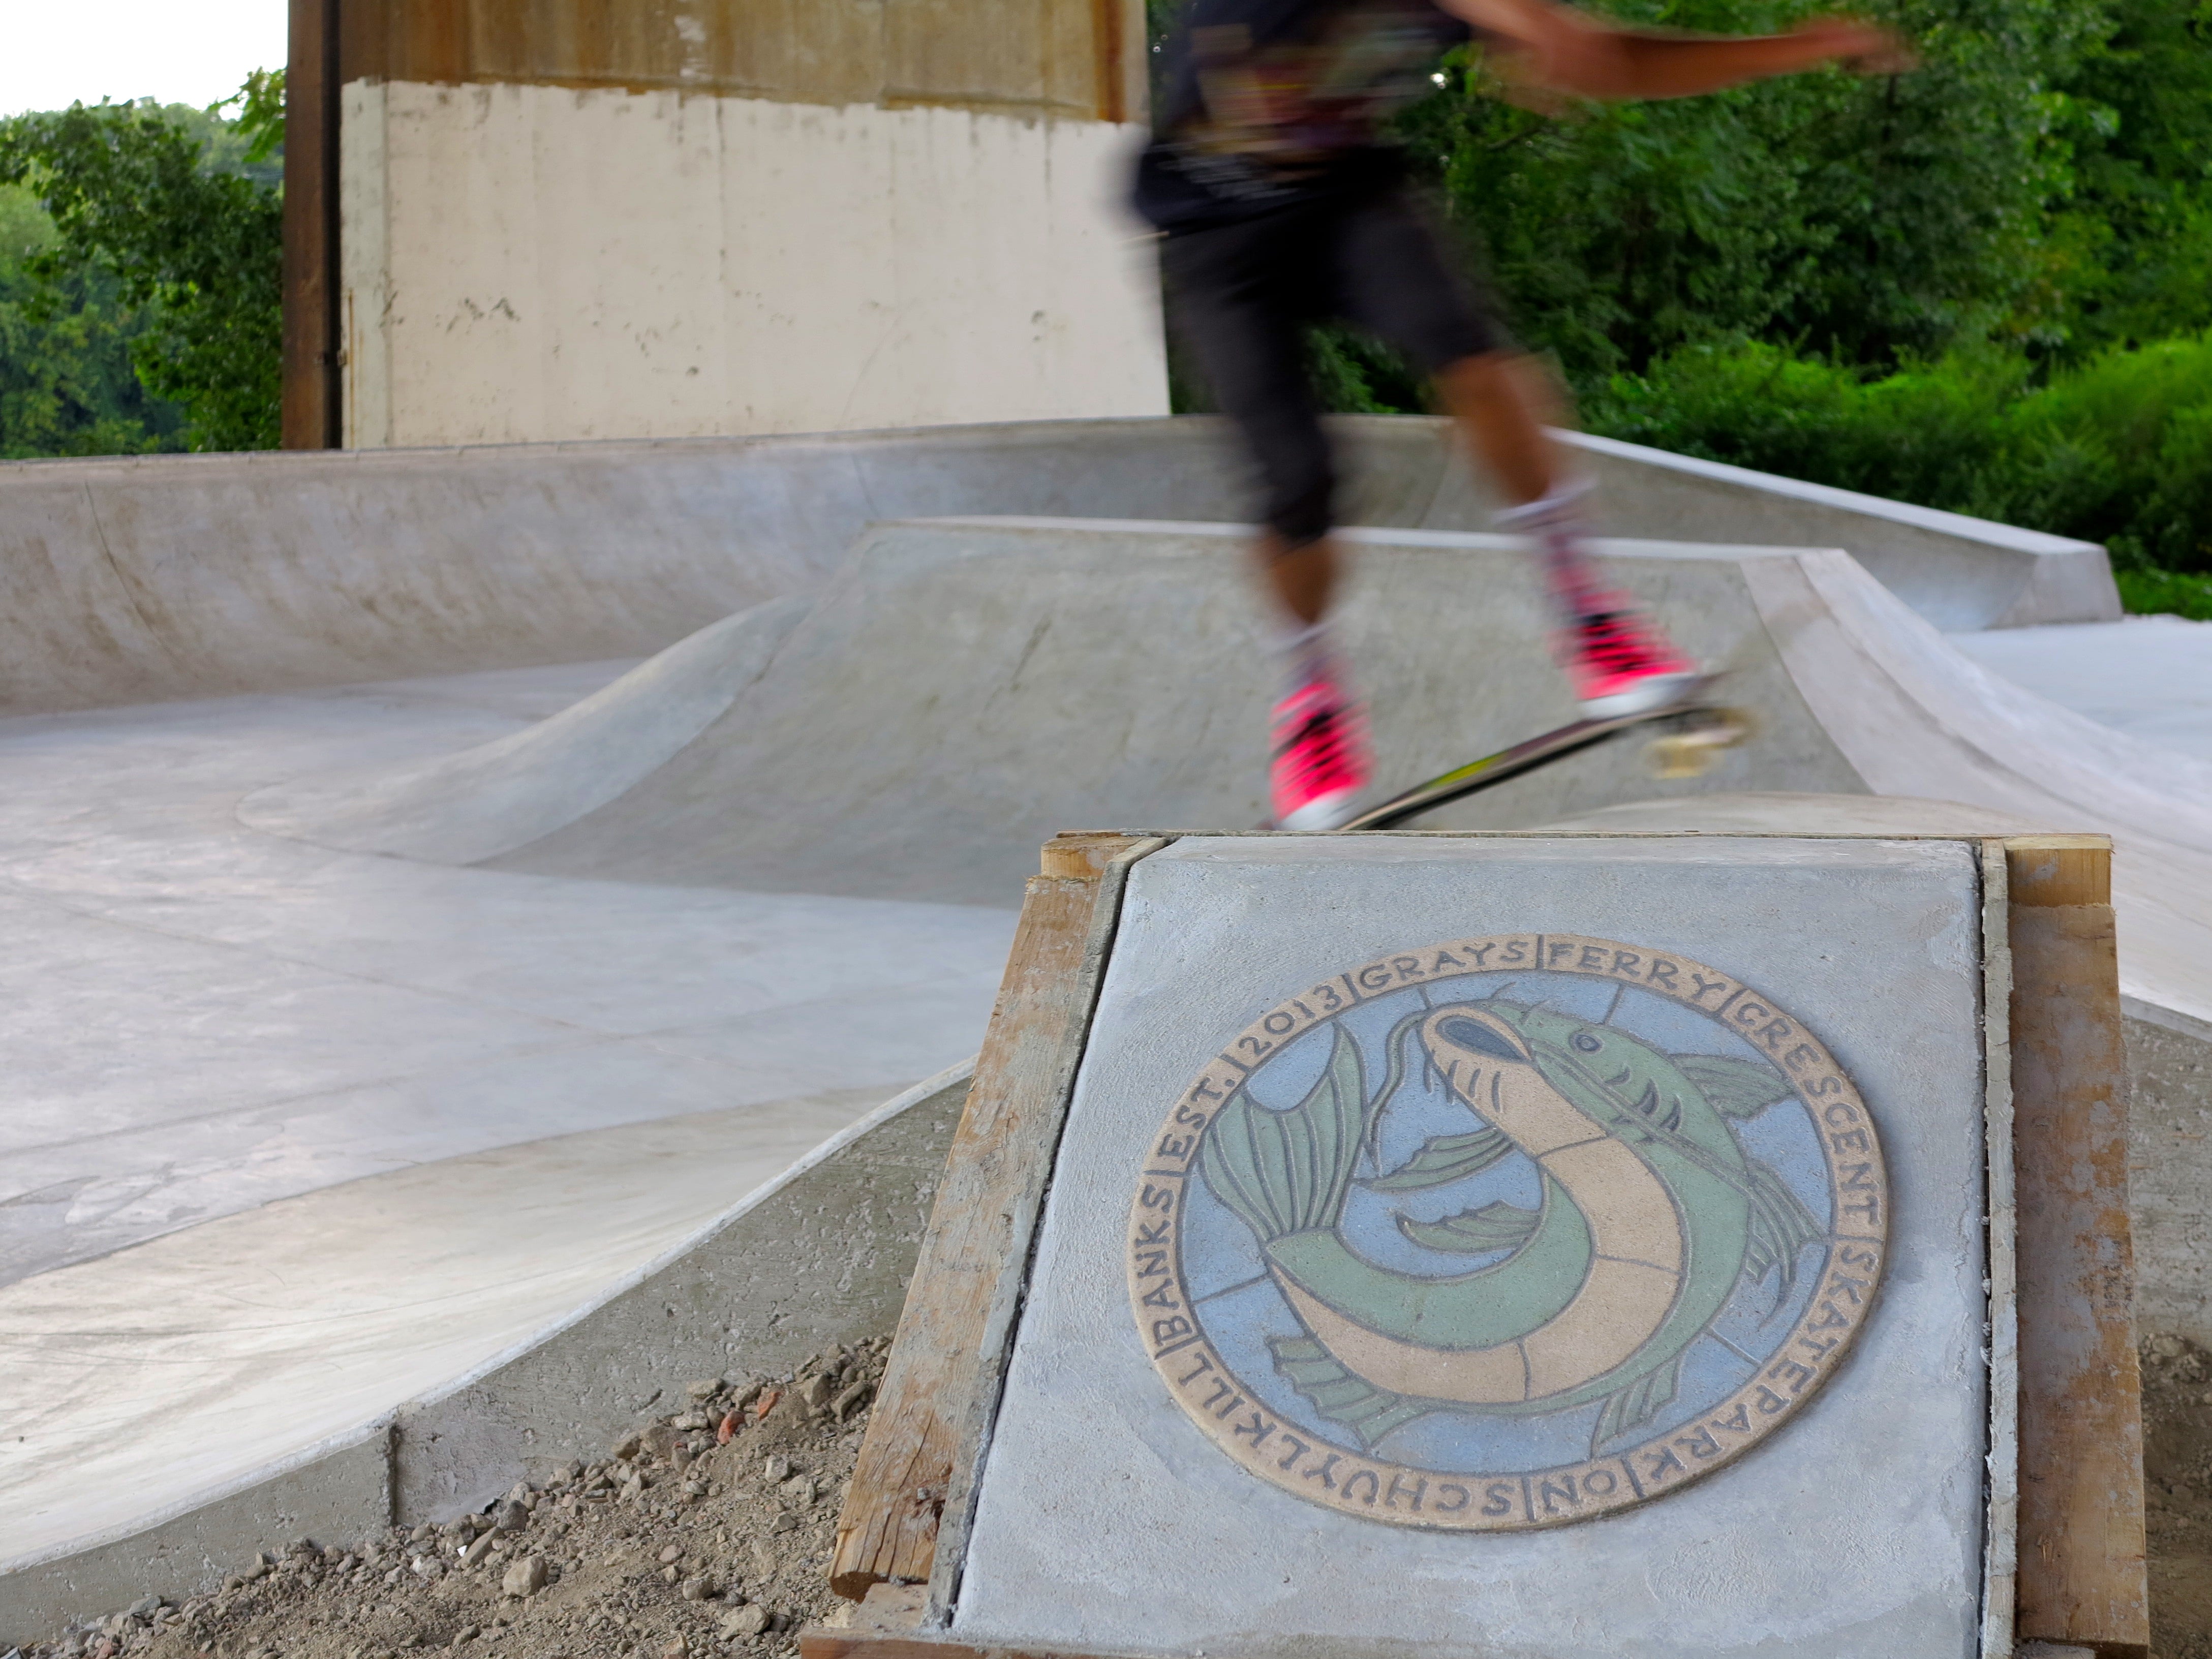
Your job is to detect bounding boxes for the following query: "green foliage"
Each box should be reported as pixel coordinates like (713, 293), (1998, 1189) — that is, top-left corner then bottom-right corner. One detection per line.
(2043, 0), (2212, 352)
(216, 68), (288, 168)
(1392, 0), (2112, 382)
(0, 183), (185, 457)
(1580, 332), (2212, 578)
(0, 76), (284, 453)
(2115, 565), (2212, 618)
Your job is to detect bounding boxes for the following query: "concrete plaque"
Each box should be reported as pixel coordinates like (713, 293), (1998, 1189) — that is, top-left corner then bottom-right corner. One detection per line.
(1129, 933), (1886, 1529)
(955, 836), (1991, 1659)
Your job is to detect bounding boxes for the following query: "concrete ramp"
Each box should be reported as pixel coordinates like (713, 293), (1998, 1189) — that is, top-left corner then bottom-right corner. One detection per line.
(246, 516), (2212, 1033)
(245, 520), (1864, 902)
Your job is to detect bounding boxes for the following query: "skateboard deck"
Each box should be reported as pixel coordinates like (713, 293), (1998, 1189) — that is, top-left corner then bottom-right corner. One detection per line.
(1340, 674), (1749, 832)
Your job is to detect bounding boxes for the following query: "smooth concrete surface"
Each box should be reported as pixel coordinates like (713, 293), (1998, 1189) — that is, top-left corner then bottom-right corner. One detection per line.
(957, 835), (1990, 1659)
(1734, 547), (2212, 1031)
(0, 656), (1012, 1633)
(0, 660), (1012, 1286)
(0, 416), (2112, 718)
(1949, 613), (2212, 764)
(0, 420), (2168, 1637)
(341, 84), (1165, 448)
(237, 601), (812, 866)
(0, 1066), (973, 1643)
(0, 1089), (880, 1561)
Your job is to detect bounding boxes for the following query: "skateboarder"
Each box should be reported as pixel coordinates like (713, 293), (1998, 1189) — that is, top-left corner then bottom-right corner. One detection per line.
(1136, 0), (1907, 828)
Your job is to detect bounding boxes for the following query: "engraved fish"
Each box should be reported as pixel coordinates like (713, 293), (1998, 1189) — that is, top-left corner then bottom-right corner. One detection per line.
(1198, 997), (1823, 1450)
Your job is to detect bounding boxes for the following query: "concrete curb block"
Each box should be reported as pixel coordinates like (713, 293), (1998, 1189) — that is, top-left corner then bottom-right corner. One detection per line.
(1561, 429), (2117, 632)
(0, 1062), (975, 1645)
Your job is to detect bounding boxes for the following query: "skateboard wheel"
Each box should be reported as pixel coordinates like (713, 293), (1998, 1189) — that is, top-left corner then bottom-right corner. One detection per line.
(1650, 734), (1715, 780)
(1647, 708), (1750, 779)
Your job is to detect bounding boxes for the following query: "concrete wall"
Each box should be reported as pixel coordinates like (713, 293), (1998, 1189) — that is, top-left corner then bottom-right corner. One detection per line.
(341, 83), (1166, 447)
(0, 417), (2116, 720)
(0, 1067), (971, 1645)
(2127, 1001), (2212, 1351)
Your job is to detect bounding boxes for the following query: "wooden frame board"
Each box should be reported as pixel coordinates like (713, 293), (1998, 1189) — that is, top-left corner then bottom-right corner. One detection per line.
(811, 830), (2146, 1659)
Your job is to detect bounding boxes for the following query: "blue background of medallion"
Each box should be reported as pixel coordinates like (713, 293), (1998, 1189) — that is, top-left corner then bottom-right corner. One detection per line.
(1178, 967), (1836, 1476)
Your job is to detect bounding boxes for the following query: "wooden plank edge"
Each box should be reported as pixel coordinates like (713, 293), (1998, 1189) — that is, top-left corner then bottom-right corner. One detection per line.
(1980, 840), (2020, 1659)
(826, 835), (1168, 1606)
(924, 835), (1170, 1620)
(2005, 835), (2113, 909)
(2005, 834), (2147, 1656)
(827, 864), (1122, 1598)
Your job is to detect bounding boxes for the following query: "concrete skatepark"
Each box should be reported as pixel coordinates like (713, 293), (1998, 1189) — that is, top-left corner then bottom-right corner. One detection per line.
(3, 413), (2209, 1640)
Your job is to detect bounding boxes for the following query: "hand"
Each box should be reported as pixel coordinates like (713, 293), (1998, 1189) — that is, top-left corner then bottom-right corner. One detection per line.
(1787, 16), (1917, 73)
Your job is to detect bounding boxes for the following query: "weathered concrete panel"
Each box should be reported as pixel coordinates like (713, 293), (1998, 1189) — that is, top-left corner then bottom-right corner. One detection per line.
(340, 83), (1165, 449)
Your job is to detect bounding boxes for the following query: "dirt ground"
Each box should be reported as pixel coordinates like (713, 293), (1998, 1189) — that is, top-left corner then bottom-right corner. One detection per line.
(8, 1341), (888, 1659)
(14, 1327), (2212, 1659)
(2145, 1333), (2212, 1659)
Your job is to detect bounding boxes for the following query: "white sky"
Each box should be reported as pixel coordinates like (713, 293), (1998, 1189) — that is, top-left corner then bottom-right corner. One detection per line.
(1, 0), (288, 120)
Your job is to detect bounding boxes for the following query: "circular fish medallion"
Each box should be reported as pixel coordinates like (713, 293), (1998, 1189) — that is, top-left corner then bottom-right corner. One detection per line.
(1127, 933), (1887, 1530)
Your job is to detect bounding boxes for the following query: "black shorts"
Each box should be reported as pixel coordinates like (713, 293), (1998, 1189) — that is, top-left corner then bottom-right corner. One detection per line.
(1162, 185), (1509, 548)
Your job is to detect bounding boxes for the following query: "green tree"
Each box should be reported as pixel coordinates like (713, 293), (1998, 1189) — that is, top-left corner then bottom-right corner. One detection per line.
(1390, 0), (2110, 381)
(0, 183), (183, 456)
(0, 77), (284, 452)
(2044, 0), (2212, 353)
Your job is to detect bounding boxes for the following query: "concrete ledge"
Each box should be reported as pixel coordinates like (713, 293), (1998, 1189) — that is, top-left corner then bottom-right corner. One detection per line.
(0, 1064), (973, 1646)
(1560, 430), (2118, 632)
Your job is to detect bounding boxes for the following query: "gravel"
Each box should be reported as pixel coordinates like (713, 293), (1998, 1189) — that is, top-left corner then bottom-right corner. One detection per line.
(10, 1340), (890, 1659)
(52, 1320), (2210, 1654)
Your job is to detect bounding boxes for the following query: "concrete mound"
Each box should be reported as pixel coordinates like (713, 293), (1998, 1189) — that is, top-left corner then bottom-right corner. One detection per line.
(239, 600), (809, 863)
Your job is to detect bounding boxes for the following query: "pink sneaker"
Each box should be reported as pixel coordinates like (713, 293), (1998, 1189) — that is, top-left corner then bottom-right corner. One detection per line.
(1271, 674), (1371, 830)
(1557, 598), (1700, 719)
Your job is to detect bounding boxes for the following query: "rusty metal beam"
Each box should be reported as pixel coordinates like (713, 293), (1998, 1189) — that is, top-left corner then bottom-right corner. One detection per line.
(280, 0), (343, 449)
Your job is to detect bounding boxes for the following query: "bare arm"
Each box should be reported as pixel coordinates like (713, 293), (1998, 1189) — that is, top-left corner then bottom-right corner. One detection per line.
(1437, 0), (1910, 101)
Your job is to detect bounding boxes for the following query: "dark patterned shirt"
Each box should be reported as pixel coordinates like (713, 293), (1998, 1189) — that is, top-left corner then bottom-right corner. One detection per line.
(1135, 0), (1472, 230)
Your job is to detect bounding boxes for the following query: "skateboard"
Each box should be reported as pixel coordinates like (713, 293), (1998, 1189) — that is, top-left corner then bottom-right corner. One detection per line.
(1337, 674), (1752, 833)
